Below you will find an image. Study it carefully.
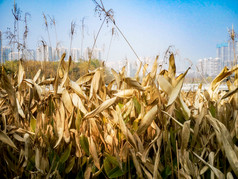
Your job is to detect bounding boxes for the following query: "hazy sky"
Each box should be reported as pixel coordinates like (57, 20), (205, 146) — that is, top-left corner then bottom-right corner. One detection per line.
(0, 0), (238, 68)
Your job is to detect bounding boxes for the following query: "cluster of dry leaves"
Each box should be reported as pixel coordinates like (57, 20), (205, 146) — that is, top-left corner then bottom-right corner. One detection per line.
(0, 53), (238, 178)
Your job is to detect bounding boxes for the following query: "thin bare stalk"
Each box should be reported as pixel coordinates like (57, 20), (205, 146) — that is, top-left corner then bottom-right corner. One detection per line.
(92, 0), (142, 64)
(87, 16), (106, 71)
(80, 17), (86, 60)
(106, 27), (114, 62)
(196, 65), (208, 84)
(49, 15), (59, 60)
(43, 13), (52, 48)
(70, 21), (76, 58)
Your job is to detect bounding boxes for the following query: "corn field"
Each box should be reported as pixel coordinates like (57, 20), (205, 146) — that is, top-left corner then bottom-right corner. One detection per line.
(0, 53), (238, 178)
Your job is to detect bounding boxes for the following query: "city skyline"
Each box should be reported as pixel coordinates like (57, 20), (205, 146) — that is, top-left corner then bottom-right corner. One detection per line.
(0, 43), (103, 62)
(0, 30), (237, 78)
(0, 0), (238, 67)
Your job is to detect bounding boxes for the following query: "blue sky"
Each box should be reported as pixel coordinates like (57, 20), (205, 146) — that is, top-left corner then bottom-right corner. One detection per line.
(0, 0), (238, 69)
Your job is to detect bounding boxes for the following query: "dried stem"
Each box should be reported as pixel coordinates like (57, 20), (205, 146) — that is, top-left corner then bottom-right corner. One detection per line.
(92, 0), (142, 64)
(87, 16), (106, 71)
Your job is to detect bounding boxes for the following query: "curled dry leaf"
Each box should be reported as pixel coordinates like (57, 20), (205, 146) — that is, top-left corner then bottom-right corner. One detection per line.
(168, 53), (176, 80)
(89, 136), (100, 169)
(69, 80), (87, 100)
(0, 130), (18, 150)
(207, 114), (238, 176)
(111, 68), (121, 89)
(124, 77), (144, 91)
(134, 62), (142, 81)
(76, 73), (93, 85)
(54, 102), (65, 148)
(71, 93), (88, 114)
(62, 89), (74, 114)
(90, 69), (102, 99)
(181, 120), (191, 155)
(18, 60), (25, 87)
(210, 65), (238, 91)
(113, 89), (135, 98)
(116, 105), (137, 150)
(193, 151), (225, 179)
(130, 149), (143, 178)
(137, 105), (158, 134)
(84, 97), (117, 119)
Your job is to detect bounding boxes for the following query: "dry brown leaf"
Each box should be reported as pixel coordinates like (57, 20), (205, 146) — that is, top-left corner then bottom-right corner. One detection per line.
(54, 53), (66, 95)
(227, 172), (234, 179)
(54, 103), (65, 148)
(1, 68), (20, 125)
(111, 68), (121, 89)
(130, 149), (143, 178)
(76, 73), (93, 85)
(38, 78), (55, 85)
(141, 164), (153, 179)
(221, 87), (238, 100)
(178, 96), (191, 120)
(23, 133), (30, 167)
(150, 56), (158, 80)
(124, 77), (144, 91)
(168, 53), (176, 80)
(90, 69), (102, 99)
(193, 151), (225, 179)
(158, 75), (172, 95)
(153, 134), (162, 178)
(181, 120), (191, 155)
(135, 62), (142, 81)
(167, 71), (186, 106)
(113, 89), (135, 98)
(208, 152), (215, 179)
(207, 115), (238, 176)
(137, 105), (158, 134)
(33, 69), (41, 83)
(60, 55), (72, 88)
(63, 114), (71, 143)
(84, 97), (117, 119)
(18, 59), (25, 87)
(143, 63), (148, 77)
(0, 130), (18, 150)
(116, 105), (137, 149)
(210, 65), (238, 91)
(16, 98), (25, 119)
(69, 80), (87, 100)
(35, 148), (41, 172)
(84, 164), (92, 179)
(62, 89), (74, 114)
(89, 136), (100, 169)
(13, 133), (24, 142)
(71, 93), (88, 115)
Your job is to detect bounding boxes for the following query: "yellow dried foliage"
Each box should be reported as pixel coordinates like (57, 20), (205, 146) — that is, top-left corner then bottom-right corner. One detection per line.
(0, 53), (237, 178)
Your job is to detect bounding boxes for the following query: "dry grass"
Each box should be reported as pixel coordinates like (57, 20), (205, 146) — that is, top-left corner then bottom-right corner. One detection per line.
(0, 53), (238, 178)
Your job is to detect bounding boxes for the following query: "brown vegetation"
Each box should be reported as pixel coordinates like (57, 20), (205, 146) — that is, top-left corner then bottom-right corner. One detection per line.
(0, 53), (238, 178)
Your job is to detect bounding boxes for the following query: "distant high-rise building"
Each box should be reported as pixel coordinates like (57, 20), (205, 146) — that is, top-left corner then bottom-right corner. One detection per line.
(126, 60), (138, 77)
(36, 45), (53, 61)
(197, 57), (221, 77)
(2, 46), (11, 62)
(36, 45), (45, 61)
(84, 47), (102, 60)
(216, 41), (238, 68)
(23, 49), (36, 60)
(71, 48), (81, 62)
(57, 47), (69, 61)
(9, 51), (22, 61)
(93, 48), (102, 60)
(48, 46), (53, 61)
